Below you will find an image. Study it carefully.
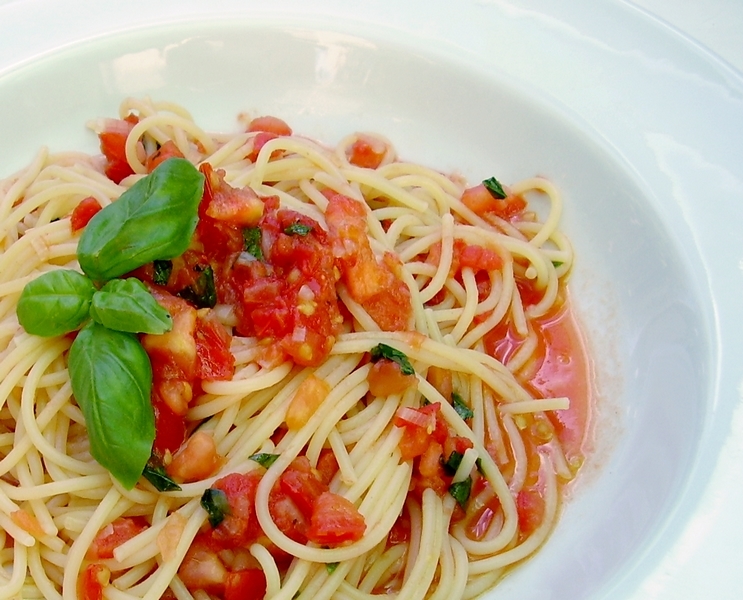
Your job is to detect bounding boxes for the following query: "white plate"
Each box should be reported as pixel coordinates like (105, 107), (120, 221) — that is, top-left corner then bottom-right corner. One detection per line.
(1, 1), (742, 599)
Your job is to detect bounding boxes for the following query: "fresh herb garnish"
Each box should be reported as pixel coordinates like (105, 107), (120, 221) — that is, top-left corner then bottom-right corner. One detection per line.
(452, 392), (474, 421)
(442, 450), (464, 476)
(552, 261), (564, 268)
(369, 343), (414, 376)
(249, 452), (280, 468)
(15, 158), (204, 490)
(201, 488), (231, 527)
(143, 461), (182, 492)
(153, 259), (173, 286)
(482, 176), (506, 200)
(90, 278), (172, 334)
(78, 158), (204, 282)
(449, 477), (472, 508)
(243, 227), (263, 260)
(68, 322), (154, 489)
(284, 222), (312, 236)
(176, 264), (217, 308)
(326, 562), (339, 574)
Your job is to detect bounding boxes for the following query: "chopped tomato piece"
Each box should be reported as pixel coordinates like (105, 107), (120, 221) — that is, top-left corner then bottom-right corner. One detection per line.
(208, 472), (263, 549)
(346, 135), (387, 169)
(367, 359), (417, 397)
(79, 564), (109, 600)
(146, 140), (184, 172)
(152, 393), (187, 457)
(194, 310), (235, 381)
(87, 517), (148, 560)
(247, 115), (292, 136)
(225, 569), (267, 600)
(457, 242), (502, 272)
(285, 374), (331, 430)
(167, 431), (222, 483)
(279, 456), (328, 517)
(98, 117), (137, 183)
(306, 492), (366, 545)
(516, 488), (545, 538)
(461, 183), (526, 219)
(200, 163), (264, 226)
(70, 197), (103, 232)
(178, 540), (227, 594)
(325, 192), (411, 331)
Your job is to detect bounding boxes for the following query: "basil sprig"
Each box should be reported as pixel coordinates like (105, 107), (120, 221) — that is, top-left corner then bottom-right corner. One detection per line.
(78, 158), (204, 282)
(15, 158), (205, 490)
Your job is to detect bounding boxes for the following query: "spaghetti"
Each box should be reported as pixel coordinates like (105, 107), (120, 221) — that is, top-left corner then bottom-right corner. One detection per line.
(0, 97), (589, 600)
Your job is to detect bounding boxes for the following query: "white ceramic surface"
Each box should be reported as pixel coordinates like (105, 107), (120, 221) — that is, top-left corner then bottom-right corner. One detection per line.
(0, 1), (741, 599)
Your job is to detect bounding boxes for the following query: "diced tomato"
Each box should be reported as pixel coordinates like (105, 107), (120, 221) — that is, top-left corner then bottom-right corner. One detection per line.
(200, 163), (264, 226)
(87, 517), (148, 560)
(269, 486), (309, 546)
(460, 183), (526, 220)
(278, 456), (328, 517)
(225, 569), (267, 600)
(367, 359), (417, 397)
(70, 197), (103, 232)
(457, 242), (502, 272)
(306, 491), (366, 545)
(418, 441), (444, 479)
(152, 393), (187, 457)
(516, 488), (545, 538)
(397, 421), (431, 461)
(207, 472), (264, 548)
(315, 449), (340, 486)
(79, 563), (109, 600)
(146, 140), (184, 172)
(285, 375), (331, 430)
(167, 431), (222, 483)
(98, 117), (137, 183)
(325, 192), (411, 331)
(346, 135), (387, 169)
(247, 115), (292, 136)
(387, 509), (411, 545)
(10, 509), (44, 537)
(194, 310), (235, 381)
(178, 540), (227, 594)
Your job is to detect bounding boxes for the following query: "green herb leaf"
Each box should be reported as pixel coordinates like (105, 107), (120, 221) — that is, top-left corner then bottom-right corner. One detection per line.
(77, 158), (204, 282)
(552, 261), (564, 268)
(442, 450), (464, 476)
(369, 343), (414, 376)
(449, 477), (472, 508)
(249, 453), (280, 468)
(201, 488), (231, 527)
(17, 269), (96, 336)
(243, 227), (263, 260)
(90, 278), (172, 334)
(68, 322), (154, 489)
(176, 264), (217, 309)
(326, 562), (339, 574)
(143, 460), (182, 492)
(482, 176), (506, 200)
(452, 392), (474, 421)
(284, 222), (312, 236)
(153, 259), (173, 286)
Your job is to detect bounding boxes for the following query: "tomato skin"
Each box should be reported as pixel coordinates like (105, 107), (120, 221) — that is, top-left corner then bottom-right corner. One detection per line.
(79, 564), (109, 600)
(225, 569), (267, 600)
(146, 140), (184, 172)
(194, 310), (235, 381)
(306, 491), (366, 545)
(87, 517), (148, 560)
(70, 197), (102, 232)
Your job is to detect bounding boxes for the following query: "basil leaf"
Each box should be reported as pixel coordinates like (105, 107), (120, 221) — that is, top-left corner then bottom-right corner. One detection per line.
(201, 488), (231, 527)
(68, 322), (154, 489)
(176, 264), (217, 309)
(90, 278), (172, 334)
(442, 450), (464, 476)
(153, 259), (173, 286)
(552, 261), (564, 268)
(243, 227), (263, 260)
(449, 477), (472, 508)
(284, 222), (312, 236)
(482, 176), (506, 200)
(249, 453), (280, 468)
(17, 269), (96, 336)
(143, 461), (182, 492)
(452, 392), (474, 421)
(78, 158), (204, 282)
(369, 343), (414, 376)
